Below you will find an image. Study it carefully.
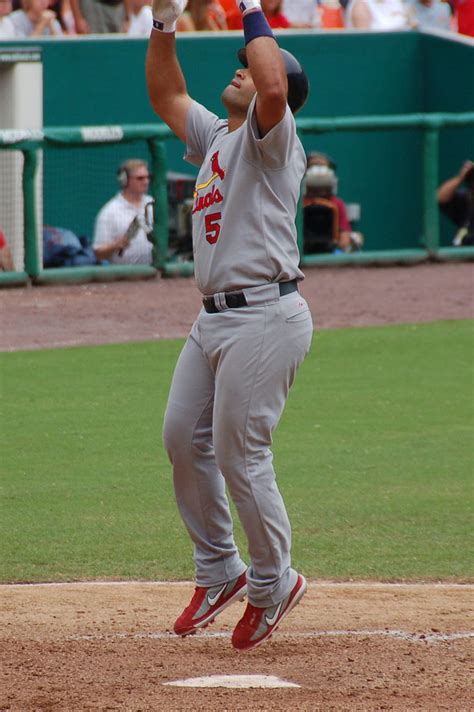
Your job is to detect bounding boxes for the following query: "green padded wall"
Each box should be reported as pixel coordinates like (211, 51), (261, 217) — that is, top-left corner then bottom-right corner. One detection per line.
(420, 33), (474, 245)
(1, 31), (473, 249)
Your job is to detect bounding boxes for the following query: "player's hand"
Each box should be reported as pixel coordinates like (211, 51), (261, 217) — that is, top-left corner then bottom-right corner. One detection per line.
(152, 0), (187, 31)
(235, 0), (261, 15)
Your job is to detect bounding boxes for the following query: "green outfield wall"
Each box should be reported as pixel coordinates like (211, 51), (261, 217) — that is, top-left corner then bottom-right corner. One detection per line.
(1, 30), (473, 252)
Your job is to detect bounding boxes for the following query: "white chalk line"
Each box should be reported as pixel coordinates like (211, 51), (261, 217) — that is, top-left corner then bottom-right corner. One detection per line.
(4, 580), (474, 589)
(68, 629), (473, 644)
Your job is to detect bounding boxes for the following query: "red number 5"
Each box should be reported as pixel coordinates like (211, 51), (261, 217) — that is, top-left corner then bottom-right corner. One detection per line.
(205, 212), (221, 244)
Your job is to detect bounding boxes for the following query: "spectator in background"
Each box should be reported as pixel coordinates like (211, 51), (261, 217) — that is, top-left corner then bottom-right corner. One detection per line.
(282, 0), (318, 27)
(127, 0), (152, 34)
(0, 229), (14, 272)
(11, 0), (63, 35)
(344, 0), (413, 28)
(93, 159), (154, 265)
(49, 0), (76, 31)
(219, 0), (290, 27)
(451, 0), (474, 36)
(218, 0), (243, 28)
(0, 0), (17, 37)
(69, 0), (126, 33)
(261, 0), (290, 27)
(176, 0), (228, 30)
(319, 0), (345, 28)
(304, 152), (363, 252)
(409, 0), (451, 29)
(437, 160), (474, 246)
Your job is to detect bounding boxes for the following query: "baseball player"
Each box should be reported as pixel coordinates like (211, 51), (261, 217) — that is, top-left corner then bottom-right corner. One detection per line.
(146, 0), (313, 651)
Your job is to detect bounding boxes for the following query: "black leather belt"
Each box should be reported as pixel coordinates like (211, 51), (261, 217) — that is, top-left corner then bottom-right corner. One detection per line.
(202, 280), (298, 314)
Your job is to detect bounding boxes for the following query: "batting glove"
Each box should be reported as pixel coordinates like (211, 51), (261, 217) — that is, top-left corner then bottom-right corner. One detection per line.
(236, 0), (262, 16)
(152, 0), (186, 32)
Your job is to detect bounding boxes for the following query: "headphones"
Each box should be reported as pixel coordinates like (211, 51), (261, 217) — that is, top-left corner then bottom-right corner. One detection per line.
(306, 152), (337, 172)
(117, 163), (129, 189)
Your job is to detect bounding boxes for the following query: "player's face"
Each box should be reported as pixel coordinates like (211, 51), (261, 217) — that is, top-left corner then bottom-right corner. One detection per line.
(221, 68), (257, 115)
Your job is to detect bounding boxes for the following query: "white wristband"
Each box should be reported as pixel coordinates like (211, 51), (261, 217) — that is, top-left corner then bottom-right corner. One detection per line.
(237, 0), (262, 16)
(152, 17), (177, 32)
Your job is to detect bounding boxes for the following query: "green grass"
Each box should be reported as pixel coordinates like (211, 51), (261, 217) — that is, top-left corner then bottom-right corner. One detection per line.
(1, 320), (473, 583)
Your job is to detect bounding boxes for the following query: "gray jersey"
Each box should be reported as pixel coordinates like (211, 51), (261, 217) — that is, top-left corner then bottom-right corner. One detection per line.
(185, 96), (306, 295)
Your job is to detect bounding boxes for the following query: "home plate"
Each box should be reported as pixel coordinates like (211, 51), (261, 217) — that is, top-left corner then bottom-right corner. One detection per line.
(163, 674), (300, 688)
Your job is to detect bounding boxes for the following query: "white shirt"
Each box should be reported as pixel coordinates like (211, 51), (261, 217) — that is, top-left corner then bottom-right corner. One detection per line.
(408, 0), (451, 30)
(0, 16), (16, 38)
(127, 5), (153, 36)
(94, 192), (153, 265)
(282, 0), (318, 26)
(345, 0), (412, 29)
(10, 9), (63, 36)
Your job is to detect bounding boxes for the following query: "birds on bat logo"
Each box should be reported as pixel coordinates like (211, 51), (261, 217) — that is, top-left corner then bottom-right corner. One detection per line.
(192, 151), (225, 214)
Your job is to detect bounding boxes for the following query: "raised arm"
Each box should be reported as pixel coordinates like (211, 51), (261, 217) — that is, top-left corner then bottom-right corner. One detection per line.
(437, 161), (474, 204)
(146, 0), (193, 143)
(237, 1), (288, 136)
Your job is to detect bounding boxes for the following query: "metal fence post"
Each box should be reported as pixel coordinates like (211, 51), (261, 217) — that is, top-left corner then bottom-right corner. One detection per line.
(423, 125), (440, 256)
(148, 138), (169, 271)
(22, 148), (41, 278)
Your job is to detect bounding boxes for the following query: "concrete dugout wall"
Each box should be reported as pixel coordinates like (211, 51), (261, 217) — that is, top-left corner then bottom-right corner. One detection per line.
(1, 30), (473, 250)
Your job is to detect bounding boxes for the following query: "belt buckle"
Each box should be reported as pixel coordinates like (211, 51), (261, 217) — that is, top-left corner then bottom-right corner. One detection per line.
(202, 296), (217, 313)
(226, 292), (245, 309)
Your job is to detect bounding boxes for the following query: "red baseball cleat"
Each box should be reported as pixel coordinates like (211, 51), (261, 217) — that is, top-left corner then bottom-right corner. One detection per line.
(174, 571), (247, 637)
(231, 574), (307, 651)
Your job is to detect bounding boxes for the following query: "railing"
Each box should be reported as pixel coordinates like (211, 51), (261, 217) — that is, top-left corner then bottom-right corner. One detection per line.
(0, 111), (473, 285)
(0, 124), (174, 285)
(295, 111), (474, 265)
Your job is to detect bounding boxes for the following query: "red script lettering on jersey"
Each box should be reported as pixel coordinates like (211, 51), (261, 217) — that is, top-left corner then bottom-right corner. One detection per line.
(192, 184), (223, 214)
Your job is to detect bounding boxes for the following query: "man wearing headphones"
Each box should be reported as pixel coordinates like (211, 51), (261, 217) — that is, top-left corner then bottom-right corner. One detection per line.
(93, 159), (154, 265)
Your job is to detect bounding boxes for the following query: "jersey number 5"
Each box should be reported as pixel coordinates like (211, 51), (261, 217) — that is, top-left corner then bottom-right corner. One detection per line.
(205, 212), (221, 244)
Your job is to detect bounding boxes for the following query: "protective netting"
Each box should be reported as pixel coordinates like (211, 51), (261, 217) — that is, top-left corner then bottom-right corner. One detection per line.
(43, 142), (152, 243)
(0, 150), (25, 272)
(42, 142), (195, 264)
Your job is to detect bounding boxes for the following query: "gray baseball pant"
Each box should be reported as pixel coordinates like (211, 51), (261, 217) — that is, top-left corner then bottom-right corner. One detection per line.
(163, 284), (313, 607)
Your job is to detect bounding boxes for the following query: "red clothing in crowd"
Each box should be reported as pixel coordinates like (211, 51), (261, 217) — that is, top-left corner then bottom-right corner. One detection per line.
(331, 196), (351, 232)
(218, 1), (291, 29)
(266, 12), (291, 28)
(452, 0), (474, 36)
(218, 0), (243, 28)
(303, 195), (351, 232)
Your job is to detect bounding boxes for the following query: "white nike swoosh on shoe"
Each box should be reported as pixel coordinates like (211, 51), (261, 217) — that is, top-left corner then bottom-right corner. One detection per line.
(264, 601), (283, 627)
(207, 584), (227, 607)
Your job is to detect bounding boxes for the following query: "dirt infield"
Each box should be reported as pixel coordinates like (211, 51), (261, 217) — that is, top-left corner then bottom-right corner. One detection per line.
(1, 582), (473, 711)
(1, 262), (473, 710)
(1, 262), (473, 351)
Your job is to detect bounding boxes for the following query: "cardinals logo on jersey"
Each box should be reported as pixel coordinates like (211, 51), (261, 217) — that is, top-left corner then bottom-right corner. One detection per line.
(192, 151), (226, 244)
(210, 151), (225, 181)
(192, 151), (225, 215)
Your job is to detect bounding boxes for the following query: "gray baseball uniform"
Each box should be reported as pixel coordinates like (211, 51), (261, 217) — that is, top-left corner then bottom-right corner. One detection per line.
(163, 96), (313, 607)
